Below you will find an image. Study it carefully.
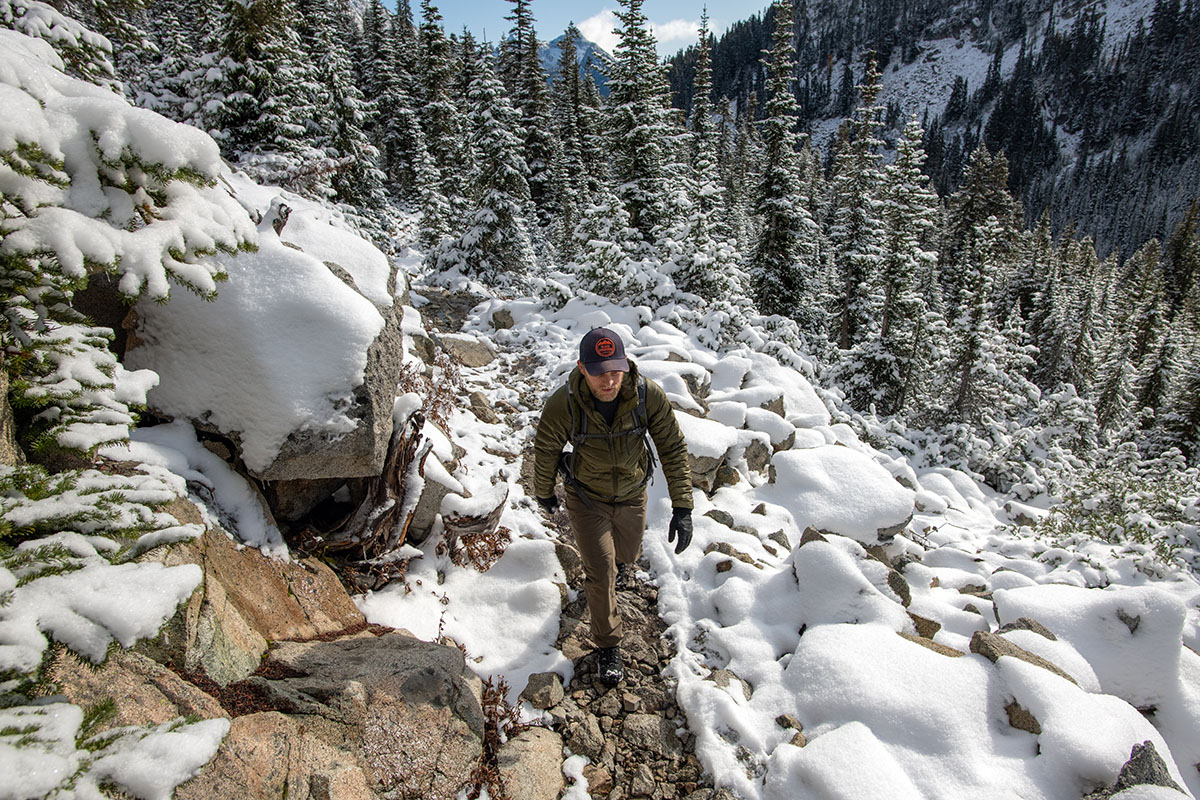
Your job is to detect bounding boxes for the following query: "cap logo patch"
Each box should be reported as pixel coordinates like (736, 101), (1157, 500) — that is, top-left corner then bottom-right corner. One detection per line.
(595, 337), (617, 357)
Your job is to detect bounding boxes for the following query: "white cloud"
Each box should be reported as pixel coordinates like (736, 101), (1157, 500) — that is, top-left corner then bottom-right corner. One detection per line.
(578, 9), (621, 54)
(650, 17), (702, 48)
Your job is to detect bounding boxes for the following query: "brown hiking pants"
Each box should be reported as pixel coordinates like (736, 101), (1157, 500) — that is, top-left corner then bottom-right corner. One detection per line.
(565, 490), (647, 648)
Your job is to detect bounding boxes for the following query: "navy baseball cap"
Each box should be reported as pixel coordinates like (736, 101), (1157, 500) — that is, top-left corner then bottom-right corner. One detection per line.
(579, 327), (630, 375)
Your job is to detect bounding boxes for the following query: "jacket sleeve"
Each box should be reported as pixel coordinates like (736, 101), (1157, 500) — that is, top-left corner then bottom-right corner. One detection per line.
(645, 379), (694, 509)
(532, 387), (570, 500)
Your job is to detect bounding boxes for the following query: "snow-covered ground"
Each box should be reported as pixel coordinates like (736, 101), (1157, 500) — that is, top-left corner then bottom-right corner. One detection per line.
(358, 284), (1200, 800)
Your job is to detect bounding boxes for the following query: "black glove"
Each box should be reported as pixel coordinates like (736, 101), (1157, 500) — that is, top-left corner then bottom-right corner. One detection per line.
(668, 507), (693, 554)
(537, 495), (558, 514)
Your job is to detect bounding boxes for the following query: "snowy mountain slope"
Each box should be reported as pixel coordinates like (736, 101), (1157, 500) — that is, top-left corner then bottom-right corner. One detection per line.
(541, 32), (612, 94)
(356, 278), (1200, 800)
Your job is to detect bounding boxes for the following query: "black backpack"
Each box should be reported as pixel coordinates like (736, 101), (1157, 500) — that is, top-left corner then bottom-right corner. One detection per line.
(558, 375), (657, 504)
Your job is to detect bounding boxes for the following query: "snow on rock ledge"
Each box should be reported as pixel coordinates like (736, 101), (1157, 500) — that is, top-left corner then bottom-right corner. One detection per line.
(128, 179), (404, 481)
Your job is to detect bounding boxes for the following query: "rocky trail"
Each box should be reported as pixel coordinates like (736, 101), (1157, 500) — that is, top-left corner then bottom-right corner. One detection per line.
(416, 285), (734, 799)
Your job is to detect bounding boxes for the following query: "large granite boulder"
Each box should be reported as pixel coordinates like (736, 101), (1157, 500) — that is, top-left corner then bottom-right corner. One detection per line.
(175, 711), (376, 800)
(139, 521), (366, 685)
(237, 632), (485, 800)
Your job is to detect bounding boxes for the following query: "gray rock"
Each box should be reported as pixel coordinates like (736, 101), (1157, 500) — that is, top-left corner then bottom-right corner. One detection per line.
(688, 451), (724, 493)
(468, 390), (501, 423)
(497, 728), (564, 800)
(768, 530), (791, 551)
(1005, 700), (1041, 734)
(799, 527), (828, 547)
(142, 522), (364, 686)
(630, 763), (656, 797)
(997, 617), (1058, 641)
(244, 632), (484, 800)
(553, 539), (584, 585)
(899, 632), (964, 658)
(704, 541), (760, 569)
(744, 438), (771, 474)
(566, 711), (605, 761)
(709, 669), (752, 700)
(887, 569), (912, 608)
(175, 711), (376, 800)
(1082, 741), (1187, 799)
(621, 714), (683, 758)
(438, 332), (497, 367)
(760, 394), (785, 417)
(703, 509), (736, 528)
(491, 309), (515, 330)
(259, 300), (405, 482)
(521, 672), (564, 710)
(909, 612), (942, 639)
(969, 631), (1077, 685)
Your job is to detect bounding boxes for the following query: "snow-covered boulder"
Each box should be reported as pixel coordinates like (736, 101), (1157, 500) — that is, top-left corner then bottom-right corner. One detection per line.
(128, 179), (405, 483)
(756, 445), (916, 544)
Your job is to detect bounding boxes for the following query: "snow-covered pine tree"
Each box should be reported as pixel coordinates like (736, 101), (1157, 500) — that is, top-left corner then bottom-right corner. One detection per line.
(1162, 198), (1199, 313)
(549, 24), (592, 260)
(206, 0), (320, 188)
(606, 0), (677, 244)
(746, 0), (821, 329)
(827, 57), (887, 353)
(1161, 278), (1200, 460)
(941, 145), (1022, 317)
(573, 189), (638, 300)
(940, 216), (1014, 425)
(429, 48), (535, 286)
(674, 10), (746, 310)
(417, 0), (469, 220)
(499, 0), (560, 236)
(845, 116), (941, 415)
(133, 0), (196, 120)
(295, 0), (387, 214)
(2, 1), (254, 460)
(723, 93), (761, 251)
(1094, 239), (1170, 436)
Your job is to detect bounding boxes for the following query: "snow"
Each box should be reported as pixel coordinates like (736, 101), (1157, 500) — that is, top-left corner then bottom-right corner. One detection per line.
(755, 445), (916, 543)
(100, 420), (287, 556)
(3, 5), (1199, 797)
(126, 199), (387, 474)
(349, 289), (1200, 800)
(0, 560), (202, 675)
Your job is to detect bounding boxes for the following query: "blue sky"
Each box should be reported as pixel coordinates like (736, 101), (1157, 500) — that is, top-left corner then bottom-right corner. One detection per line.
(405, 1), (770, 58)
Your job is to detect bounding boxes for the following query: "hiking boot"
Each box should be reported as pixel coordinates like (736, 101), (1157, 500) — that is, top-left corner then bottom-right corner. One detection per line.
(596, 646), (623, 685)
(617, 563), (634, 589)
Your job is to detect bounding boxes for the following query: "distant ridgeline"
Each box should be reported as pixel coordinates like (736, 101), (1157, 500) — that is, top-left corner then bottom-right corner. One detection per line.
(666, 0), (1200, 261)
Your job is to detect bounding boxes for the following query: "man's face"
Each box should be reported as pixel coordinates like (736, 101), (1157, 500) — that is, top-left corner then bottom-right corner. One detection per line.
(579, 362), (625, 402)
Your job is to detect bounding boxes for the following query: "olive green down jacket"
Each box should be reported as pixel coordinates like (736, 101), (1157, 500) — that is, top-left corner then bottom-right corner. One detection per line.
(533, 361), (694, 509)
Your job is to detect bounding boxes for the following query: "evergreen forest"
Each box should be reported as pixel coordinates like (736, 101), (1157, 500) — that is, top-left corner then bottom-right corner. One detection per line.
(6, 0), (1200, 547)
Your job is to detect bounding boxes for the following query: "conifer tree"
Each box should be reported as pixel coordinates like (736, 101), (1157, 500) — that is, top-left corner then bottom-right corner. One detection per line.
(1162, 198), (1199, 312)
(430, 49), (534, 285)
(417, 0), (468, 218)
(674, 11), (747, 309)
(606, 0), (677, 243)
(550, 25), (597, 260)
(205, 0), (316, 183)
(135, 0), (196, 120)
(827, 57), (887, 352)
(941, 217), (1014, 424)
(746, 0), (821, 328)
(501, 0), (561, 236)
(941, 145), (1023, 315)
(844, 116), (941, 414)
(296, 0), (386, 211)
(574, 189), (639, 299)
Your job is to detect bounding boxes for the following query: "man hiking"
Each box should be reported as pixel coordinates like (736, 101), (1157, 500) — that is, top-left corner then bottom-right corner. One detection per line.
(533, 327), (694, 684)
